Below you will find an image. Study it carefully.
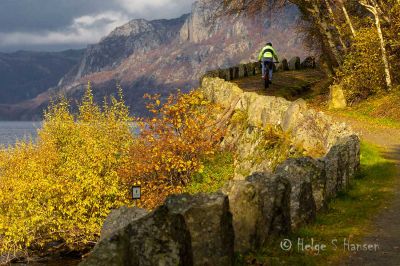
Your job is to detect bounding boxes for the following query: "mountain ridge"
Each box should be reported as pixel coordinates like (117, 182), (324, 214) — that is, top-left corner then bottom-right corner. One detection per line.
(0, 0), (307, 120)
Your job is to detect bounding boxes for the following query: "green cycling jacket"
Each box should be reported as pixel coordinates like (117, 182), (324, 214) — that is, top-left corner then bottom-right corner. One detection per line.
(258, 45), (279, 61)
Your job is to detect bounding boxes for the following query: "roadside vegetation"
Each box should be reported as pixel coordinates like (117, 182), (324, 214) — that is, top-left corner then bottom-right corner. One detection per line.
(236, 142), (398, 265)
(326, 91), (400, 128)
(2, 0), (400, 263)
(0, 85), (232, 259)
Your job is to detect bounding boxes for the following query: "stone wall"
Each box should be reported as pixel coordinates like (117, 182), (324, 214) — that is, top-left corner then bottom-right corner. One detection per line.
(80, 75), (359, 266)
(201, 77), (356, 179)
(200, 56), (316, 83)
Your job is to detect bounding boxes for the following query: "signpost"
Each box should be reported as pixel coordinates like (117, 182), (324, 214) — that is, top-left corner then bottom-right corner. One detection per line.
(132, 185), (141, 200)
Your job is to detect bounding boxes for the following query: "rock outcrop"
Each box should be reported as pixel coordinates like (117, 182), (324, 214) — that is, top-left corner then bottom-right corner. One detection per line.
(80, 206), (193, 266)
(99, 207), (148, 241)
(72, 17), (187, 82)
(81, 193), (234, 266)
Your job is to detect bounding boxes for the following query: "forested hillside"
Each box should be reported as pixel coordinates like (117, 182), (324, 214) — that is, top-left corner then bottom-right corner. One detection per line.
(0, 0), (306, 120)
(0, 49), (83, 104)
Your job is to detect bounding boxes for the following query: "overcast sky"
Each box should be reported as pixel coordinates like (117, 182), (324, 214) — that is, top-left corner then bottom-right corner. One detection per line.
(0, 0), (196, 52)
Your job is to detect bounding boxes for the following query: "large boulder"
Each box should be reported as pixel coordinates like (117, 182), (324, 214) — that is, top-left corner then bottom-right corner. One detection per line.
(80, 206), (193, 266)
(288, 57), (301, 70)
(328, 85), (347, 109)
(100, 206), (148, 241)
(278, 157), (327, 211)
(275, 159), (317, 229)
(165, 193), (234, 266)
(324, 135), (360, 199)
(221, 173), (291, 253)
(241, 92), (291, 127)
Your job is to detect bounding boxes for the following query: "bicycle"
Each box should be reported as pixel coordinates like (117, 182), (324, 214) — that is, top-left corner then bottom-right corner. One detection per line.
(261, 61), (279, 89)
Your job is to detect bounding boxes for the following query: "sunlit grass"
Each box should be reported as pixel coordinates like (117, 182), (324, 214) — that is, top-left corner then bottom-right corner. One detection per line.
(236, 142), (398, 265)
(326, 91), (400, 129)
(185, 151), (234, 194)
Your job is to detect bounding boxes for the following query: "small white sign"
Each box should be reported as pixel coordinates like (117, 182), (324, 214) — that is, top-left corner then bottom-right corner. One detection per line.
(132, 186), (141, 200)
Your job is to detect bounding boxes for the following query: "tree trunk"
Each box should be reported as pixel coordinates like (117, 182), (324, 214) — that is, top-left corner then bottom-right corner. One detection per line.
(374, 13), (393, 90)
(360, 0), (393, 90)
(339, 0), (356, 37)
(324, 0), (348, 51)
(310, 2), (343, 66)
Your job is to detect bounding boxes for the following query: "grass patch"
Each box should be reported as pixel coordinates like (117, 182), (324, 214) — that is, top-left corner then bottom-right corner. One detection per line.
(328, 109), (400, 129)
(326, 92), (400, 129)
(236, 142), (398, 265)
(185, 151), (234, 194)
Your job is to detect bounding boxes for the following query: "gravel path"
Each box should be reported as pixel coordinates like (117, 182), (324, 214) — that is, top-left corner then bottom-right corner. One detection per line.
(332, 115), (400, 266)
(234, 73), (400, 265)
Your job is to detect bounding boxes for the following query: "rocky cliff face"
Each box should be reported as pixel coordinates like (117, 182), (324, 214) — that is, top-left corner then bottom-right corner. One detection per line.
(1, 0), (306, 119)
(70, 16), (188, 82)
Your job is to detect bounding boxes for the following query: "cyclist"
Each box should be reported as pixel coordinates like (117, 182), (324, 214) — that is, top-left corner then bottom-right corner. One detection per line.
(258, 42), (279, 84)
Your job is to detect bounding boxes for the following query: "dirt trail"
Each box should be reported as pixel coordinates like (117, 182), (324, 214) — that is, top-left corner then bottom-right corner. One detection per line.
(328, 115), (400, 266)
(233, 69), (326, 100)
(234, 72), (400, 265)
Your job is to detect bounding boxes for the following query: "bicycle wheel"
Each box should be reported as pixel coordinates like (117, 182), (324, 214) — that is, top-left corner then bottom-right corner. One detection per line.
(264, 65), (270, 89)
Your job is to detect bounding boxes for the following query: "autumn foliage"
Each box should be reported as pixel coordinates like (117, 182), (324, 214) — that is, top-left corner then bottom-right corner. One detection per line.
(0, 85), (133, 255)
(0, 85), (225, 256)
(122, 90), (225, 209)
(336, 28), (386, 102)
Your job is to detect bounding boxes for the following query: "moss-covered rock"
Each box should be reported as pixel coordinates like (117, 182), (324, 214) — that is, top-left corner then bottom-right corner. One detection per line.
(328, 84), (347, 109)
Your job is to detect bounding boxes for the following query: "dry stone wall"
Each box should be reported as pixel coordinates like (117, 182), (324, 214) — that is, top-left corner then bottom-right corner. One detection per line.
(200, 56), (316, 83)
(80, 72), (359, 266)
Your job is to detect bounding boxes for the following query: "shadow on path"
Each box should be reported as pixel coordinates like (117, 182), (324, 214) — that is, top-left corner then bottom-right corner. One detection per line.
(338, 122), (400, 265)
(232, 69), (326, 101)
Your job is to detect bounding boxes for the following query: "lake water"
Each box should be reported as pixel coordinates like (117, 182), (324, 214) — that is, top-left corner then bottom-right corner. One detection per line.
(0, 121), (140, 148)
(0, 121), (41, 147)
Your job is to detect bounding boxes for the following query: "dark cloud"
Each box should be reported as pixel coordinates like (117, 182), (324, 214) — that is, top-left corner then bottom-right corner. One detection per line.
(0, 0), (195, 52)
(0, 0), (117, 33)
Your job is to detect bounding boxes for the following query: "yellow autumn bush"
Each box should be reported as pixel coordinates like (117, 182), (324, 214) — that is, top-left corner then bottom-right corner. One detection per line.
(0, 85), (226, 255)
(0, 84), (133, 253)
(336, 27), (386, 104)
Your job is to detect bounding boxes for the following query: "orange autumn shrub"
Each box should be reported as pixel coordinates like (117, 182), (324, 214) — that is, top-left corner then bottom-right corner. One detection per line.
(122, 90), (225, 209)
